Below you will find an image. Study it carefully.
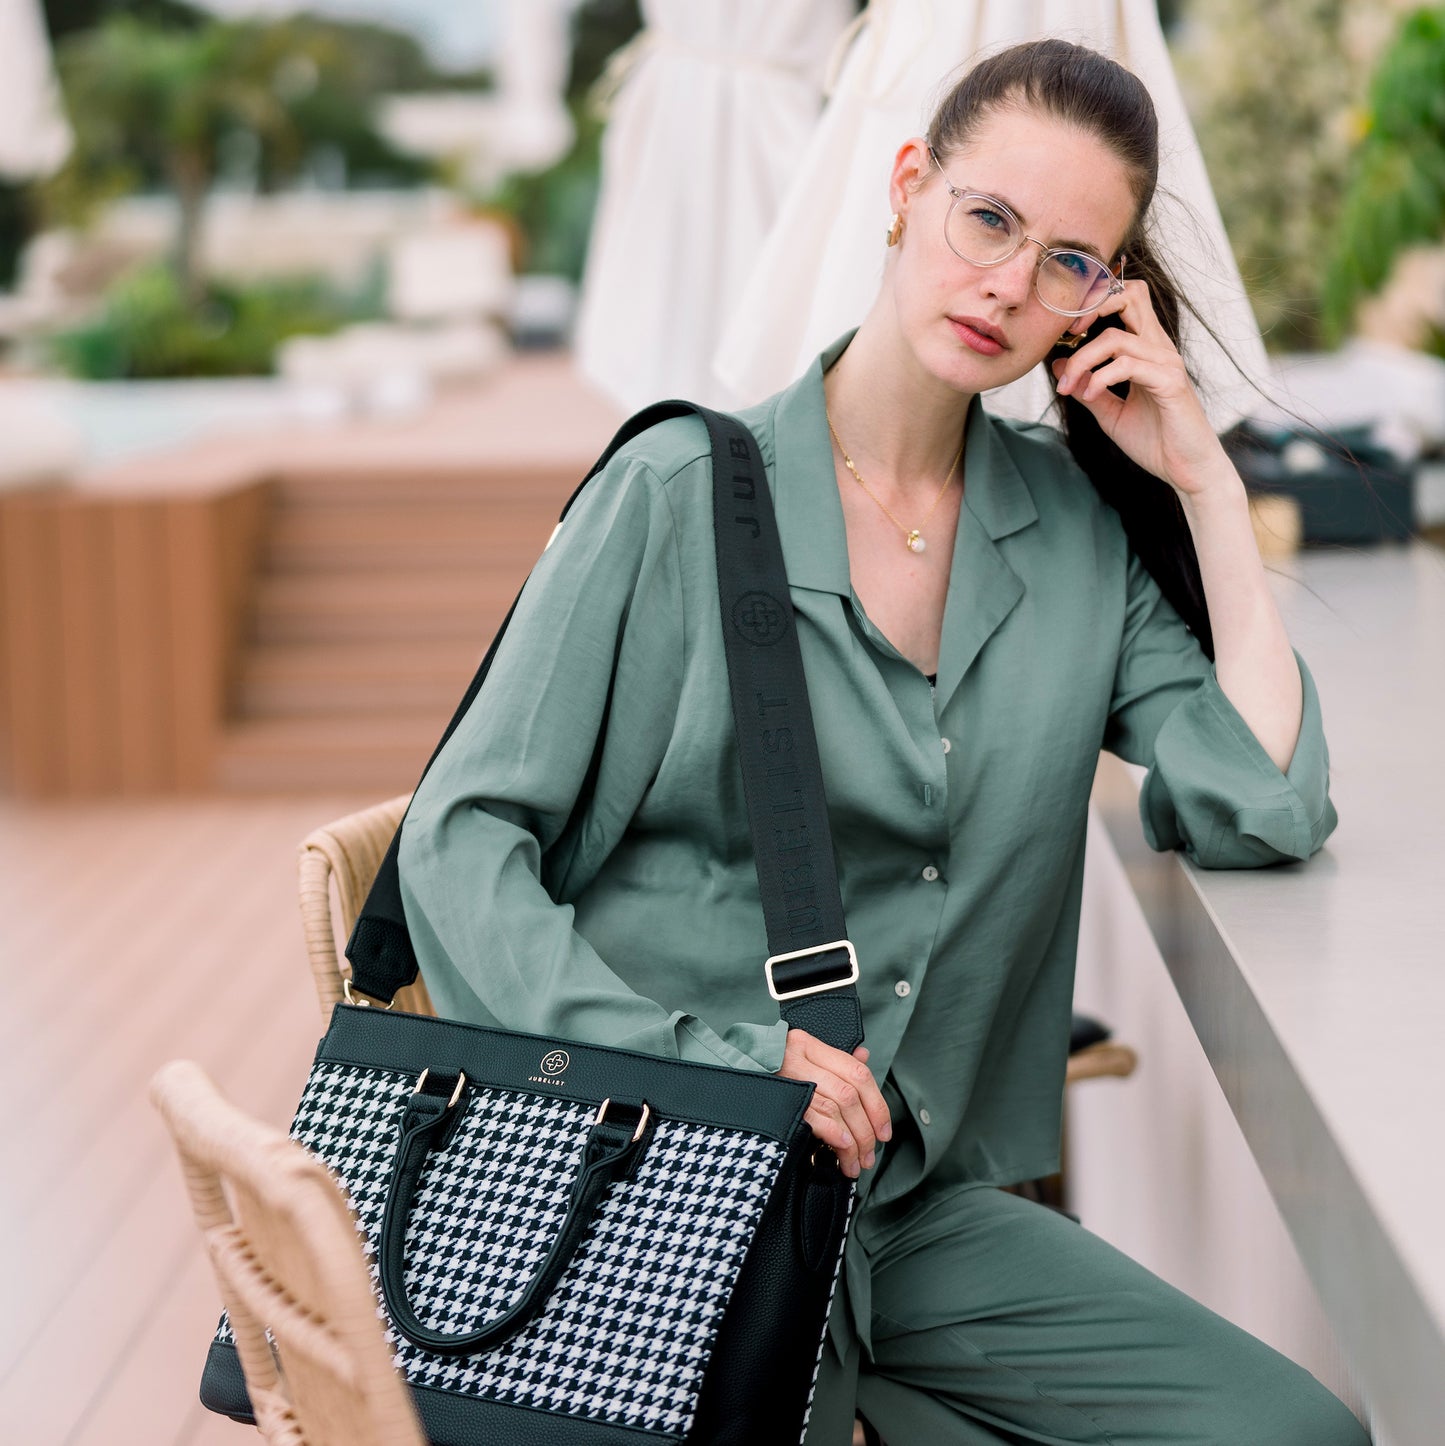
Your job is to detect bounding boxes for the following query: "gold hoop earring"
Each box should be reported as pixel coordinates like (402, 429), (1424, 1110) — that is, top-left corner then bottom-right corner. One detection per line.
(885, 213), (903, 247)
(1056, 329), (1086, 350)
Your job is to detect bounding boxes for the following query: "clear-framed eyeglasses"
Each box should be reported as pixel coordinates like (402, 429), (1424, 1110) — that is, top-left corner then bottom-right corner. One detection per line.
(927, 144), (1127, 318)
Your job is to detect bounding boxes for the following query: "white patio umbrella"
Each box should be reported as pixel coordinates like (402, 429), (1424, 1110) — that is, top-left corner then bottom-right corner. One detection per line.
(572, 0), (854, 413)
(713, 0), (1272, 431)
(490, 0), (574, 177)
(0, 0), (72, 181)
(378, 0), (574, 194)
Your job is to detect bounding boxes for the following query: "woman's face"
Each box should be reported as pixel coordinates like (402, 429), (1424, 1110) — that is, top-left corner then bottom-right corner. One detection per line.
(888, 106), (1138, 394)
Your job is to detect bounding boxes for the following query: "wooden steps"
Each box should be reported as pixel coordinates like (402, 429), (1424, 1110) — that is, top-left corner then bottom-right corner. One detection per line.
(238, 639), (486, 715)
(215, 462), (579, 793)
(249, 571), (522, 644)
(217, 715), (456, 792)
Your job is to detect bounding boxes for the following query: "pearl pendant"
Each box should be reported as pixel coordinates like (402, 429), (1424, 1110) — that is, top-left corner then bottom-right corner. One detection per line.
(906, 530), (926, 554)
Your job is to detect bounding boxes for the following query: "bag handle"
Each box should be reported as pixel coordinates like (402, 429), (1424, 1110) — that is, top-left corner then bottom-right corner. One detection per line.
(378, 1070), (652, 1355)
(345, 402), (863, 1054)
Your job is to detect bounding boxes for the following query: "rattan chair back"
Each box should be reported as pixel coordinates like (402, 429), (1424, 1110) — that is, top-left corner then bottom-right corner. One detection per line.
(298, 794), (434, 1018)
(149, 1059), (426, 1446)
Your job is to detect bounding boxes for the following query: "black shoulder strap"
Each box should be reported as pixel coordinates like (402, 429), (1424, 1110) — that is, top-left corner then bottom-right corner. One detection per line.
(345, 401), (863, 1054)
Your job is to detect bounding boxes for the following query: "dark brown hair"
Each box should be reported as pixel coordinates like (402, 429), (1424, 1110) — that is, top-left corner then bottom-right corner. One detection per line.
(927, 39), (1213, 658)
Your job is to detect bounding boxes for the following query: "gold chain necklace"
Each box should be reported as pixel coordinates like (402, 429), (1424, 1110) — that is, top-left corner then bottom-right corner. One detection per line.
(824, 407), (963, 555)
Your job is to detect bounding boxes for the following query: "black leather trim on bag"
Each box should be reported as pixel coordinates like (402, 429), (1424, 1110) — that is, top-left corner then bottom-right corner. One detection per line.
(199, 1338), (253, 1423)
(201, 1339), (683, 1444)
(319, 1006), (814, 1143)
(407, 1379), (674, 1445)
(687, 1135), (851, 1445)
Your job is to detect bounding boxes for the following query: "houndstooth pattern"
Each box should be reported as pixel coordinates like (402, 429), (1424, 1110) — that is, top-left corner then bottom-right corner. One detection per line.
(217, 1060), (790, 1436)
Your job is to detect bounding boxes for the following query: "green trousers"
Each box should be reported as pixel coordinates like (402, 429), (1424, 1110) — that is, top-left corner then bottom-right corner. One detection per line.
(801, 1184), (1371, 1446)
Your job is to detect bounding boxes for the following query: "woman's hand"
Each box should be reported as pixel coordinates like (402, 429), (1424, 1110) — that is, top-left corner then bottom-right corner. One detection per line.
(778, 1030), (892, 1178)
(1051, 280), (1238, 499)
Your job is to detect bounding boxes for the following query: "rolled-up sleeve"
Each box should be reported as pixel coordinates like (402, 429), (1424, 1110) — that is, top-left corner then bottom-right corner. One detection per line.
(1103, 549), (1338, 869)
(398, 448), (789, 1073)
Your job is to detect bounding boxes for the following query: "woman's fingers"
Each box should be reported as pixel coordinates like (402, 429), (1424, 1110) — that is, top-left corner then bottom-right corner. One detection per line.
(810, 1033), (892, 1154)
(804, 1101), (860, 1171)
(1074, 356), (1175, 403)
(1054, 330), (1195, 410)
(1087, 277), (1166, 342)
(1053, 327), (1176, 392)
(778, 1029), (893, 1178)
(808, 1087), (873, 1178)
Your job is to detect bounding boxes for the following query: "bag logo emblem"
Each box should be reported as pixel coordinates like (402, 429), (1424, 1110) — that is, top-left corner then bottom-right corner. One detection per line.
(540, 1049), (570, 1076)
(732, 591), (789, 647)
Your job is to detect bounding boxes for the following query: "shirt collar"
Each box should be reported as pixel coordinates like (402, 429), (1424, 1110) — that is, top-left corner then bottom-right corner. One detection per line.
(762, 326), (1039, 598)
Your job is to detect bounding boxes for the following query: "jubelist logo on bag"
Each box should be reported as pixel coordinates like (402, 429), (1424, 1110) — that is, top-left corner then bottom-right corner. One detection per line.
(528, 1049), (570, 1086)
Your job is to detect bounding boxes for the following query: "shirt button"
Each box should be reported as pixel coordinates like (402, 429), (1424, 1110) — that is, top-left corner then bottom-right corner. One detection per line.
(919, 1107), (932, 1126)
(894, 979), (911, 998)
(941, 737), (952, 754)
(921, 865), (940, 882)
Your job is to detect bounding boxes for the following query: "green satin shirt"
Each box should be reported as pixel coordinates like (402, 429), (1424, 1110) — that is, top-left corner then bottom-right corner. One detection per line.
(398, 326), (1337, 1354)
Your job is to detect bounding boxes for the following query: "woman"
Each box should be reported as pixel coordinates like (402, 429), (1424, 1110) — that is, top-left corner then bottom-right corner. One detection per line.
(399, 39), (1365, 1446)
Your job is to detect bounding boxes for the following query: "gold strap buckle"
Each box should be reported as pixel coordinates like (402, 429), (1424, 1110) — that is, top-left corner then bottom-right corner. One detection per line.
(764, 939), (859, 1002)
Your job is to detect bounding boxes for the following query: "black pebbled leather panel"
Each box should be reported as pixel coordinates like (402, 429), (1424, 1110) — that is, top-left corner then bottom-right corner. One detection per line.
(321, 1005), (813, 1143)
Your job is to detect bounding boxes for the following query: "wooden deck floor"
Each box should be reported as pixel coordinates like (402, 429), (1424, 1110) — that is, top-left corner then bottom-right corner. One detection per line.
(0, 794), (375, 1444)
(0, 795), (872, 1445)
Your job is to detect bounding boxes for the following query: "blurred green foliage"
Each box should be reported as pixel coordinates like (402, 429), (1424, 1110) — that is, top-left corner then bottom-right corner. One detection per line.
(1179, 0), (1361, 351)
(47, 261), (382, 378)
(1321, 6), (1445, 342)
(482, 104), (606, 281)
(0, 0), (189, 286)
(565, 0), (643, 102)
(42, 0), (203, 42)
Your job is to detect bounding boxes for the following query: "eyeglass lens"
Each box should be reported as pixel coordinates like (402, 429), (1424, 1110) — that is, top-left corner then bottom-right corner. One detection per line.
(946, 198), (1114, 316)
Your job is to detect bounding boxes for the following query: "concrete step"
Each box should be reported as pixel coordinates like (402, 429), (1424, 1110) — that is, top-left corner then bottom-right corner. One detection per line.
(236, 640), (485, 718)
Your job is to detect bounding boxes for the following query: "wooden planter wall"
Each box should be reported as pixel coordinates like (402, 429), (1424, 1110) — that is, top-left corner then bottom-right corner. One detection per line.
(0, 479), (268, 797)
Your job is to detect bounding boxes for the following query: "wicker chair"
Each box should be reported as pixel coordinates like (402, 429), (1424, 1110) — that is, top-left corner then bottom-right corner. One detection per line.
(149, 1059), (426, 1446)
(298, 793), (434, 1019)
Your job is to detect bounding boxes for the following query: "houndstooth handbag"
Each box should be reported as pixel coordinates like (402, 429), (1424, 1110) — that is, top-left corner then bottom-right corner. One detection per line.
(199, 403), (867, 1445)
